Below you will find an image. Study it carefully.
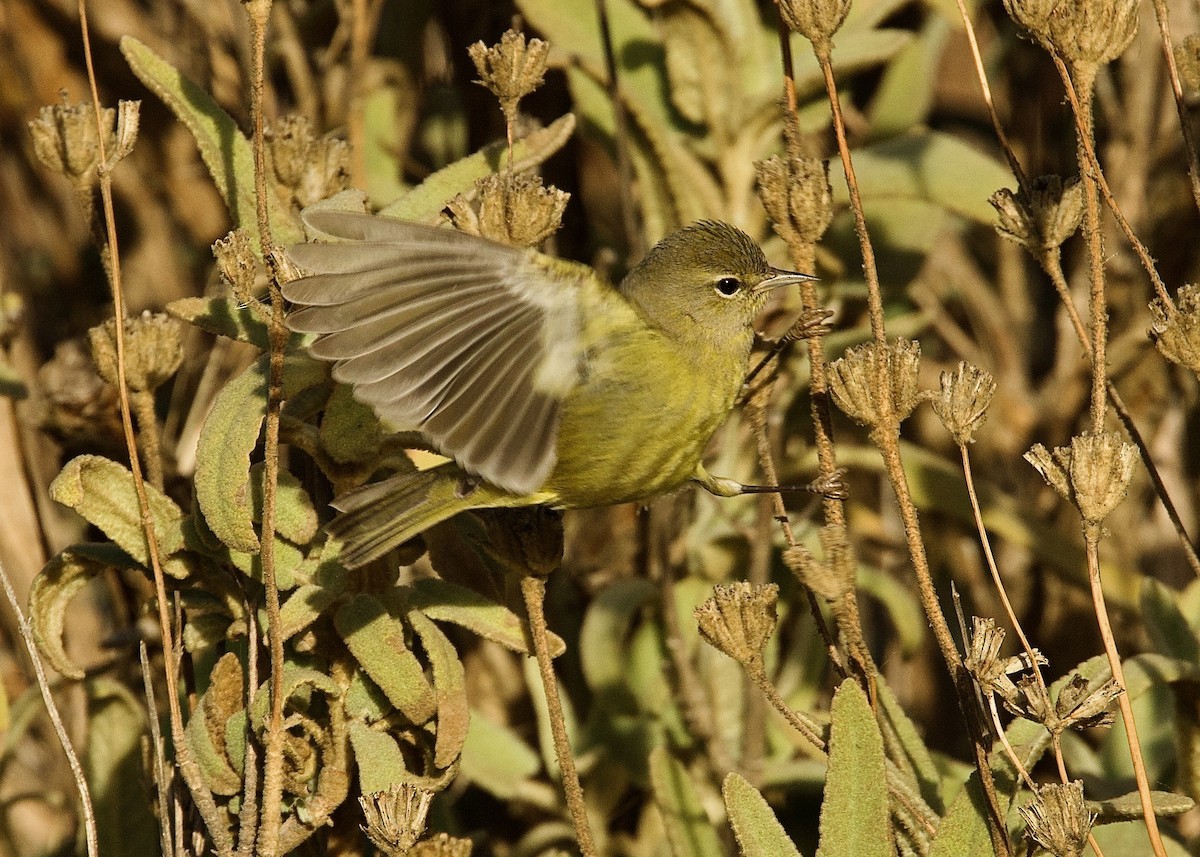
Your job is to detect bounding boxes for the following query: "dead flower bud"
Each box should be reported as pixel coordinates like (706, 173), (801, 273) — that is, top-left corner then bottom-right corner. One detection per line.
(829, 338), (922, 429)
(213, 230), (259, 305)
(266, 115), (350, 210)
(1056, 673), (1122, 731)
(29, 93), (116, 188)
(1176, 35), (1200, 104)
(694, 582), (779, 668)
(964, 617), (1025, 703)
(88, 312), (184, 393)
(468, 29), (550, 122)
(933, 362), (996, 446)
(409, 833), (474, 857)
(777, 0), (852, 53)
(1025, 431), (1137, 527)
(359, 784), (434, 856)
(1003, 0), (1137, 75)
(464, 172), (569, 248)
(1020, 781), (1094, 857)
(1150, 284), (1200, 375)
(755, 155), (833, 249)
(990, 175), (1083, 254)
(1007, 674), (1055, 724)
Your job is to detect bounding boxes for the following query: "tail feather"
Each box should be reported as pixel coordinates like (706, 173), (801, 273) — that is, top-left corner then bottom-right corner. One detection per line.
(328, 466), (473, 568)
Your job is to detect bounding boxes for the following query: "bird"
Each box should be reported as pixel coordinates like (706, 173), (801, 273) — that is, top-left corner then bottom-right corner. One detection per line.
(282, 208), (824, 568)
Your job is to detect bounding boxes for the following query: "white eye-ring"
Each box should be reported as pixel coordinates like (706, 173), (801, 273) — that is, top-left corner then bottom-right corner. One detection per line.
(714, 276), (742, 297)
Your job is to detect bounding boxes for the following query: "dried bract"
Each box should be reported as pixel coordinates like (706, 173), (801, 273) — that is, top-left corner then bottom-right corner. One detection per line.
(990, 175), (1083, 254)
(1025, 432), (1137, 526)
(468, 29), (550, 122)
(829, 338), (922, 429)
(359, 784), (434, 856)
(1020, 781), (1094, 857)
(88, 312), (184, 393)
(777, 0), (852, 53)
(1055, 673), (1122, 731)
(213, 230), (259, 305)
(266, 115), (351, 210)
(29, 94), (116, 189)
(932, 362), (996, 446)
(694, 582), (779, 667)
(454, 172), (568, 248)
(755, 155), (833, 249)
(1150, 284), (1200, 375)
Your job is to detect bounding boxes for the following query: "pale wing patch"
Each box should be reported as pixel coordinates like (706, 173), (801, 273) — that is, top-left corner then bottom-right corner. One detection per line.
(282, 210), (584, 494)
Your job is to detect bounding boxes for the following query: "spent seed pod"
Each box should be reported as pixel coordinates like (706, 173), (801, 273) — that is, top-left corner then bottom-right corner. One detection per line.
(694, 582), (779, 667)
(829, 338), (922, 429)
(468, 29), (550, 123)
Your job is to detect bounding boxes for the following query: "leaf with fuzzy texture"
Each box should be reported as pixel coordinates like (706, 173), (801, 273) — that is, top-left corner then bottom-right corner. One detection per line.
(408, 609), (469, 769)
(650, 747), (723, 857)
(407, 578), (564, 657)
(30, 545), (128, 679)
(724, 772), (805, 857)
(335, 595), (436, 724)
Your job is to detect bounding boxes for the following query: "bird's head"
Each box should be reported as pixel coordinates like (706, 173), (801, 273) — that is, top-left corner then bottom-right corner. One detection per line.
(620, 221), (815, 346)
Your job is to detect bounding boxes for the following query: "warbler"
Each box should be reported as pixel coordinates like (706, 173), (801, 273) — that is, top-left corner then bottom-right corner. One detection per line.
(283, 210), (823, 568)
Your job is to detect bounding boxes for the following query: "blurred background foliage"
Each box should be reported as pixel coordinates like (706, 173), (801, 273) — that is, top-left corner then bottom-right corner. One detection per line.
(1, 0), (1200, 854)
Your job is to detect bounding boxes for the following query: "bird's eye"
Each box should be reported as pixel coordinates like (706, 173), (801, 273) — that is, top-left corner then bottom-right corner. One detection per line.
(714, 276), (742, 297)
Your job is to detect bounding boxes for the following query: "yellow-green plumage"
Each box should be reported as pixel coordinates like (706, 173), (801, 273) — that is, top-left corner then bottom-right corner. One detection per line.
(283, 211), (812, 567)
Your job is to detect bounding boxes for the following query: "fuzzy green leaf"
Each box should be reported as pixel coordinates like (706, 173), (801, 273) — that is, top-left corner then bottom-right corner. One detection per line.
(335, 595), (436, 724)
(407, 578), (564, 657)
(88, 679), (158, 857)
(167, 296), (281, 350)
(184, 653), (245, 796)
(120, 36), (301, 249)
(378, 114), (576, 223)
(1090, 790), (1195, 823)
(30, 545), (127, 679)
(928, 772), (995, 857)
(318, 383), (382, 465)
(408, 609), (469, 769)
(459, 709), (541, 799)
(347, 722), (415, 794)
(650, 746), (724, 857)
(876, 678), (944, 814)
(194, 353), (326, 553)
(1140, 577), (1200, 663)
(248, 664), (340, 728)
(247, 462), (318, 545)
(49, 455), (186, 565)
(723, 772), (805, 857)
(816, 680), (890, 857)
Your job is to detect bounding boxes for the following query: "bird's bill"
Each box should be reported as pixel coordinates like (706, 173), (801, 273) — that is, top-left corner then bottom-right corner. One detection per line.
(755, 267), (819, 293)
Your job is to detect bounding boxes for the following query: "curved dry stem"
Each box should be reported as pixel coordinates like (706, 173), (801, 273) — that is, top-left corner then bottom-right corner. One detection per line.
(520, 575), (598, 857)
(0, 558), (98, 857)
(1084, 533), (1168, 857)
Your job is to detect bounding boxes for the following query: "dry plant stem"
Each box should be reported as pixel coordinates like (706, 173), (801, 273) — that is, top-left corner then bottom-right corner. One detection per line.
(243, 1), (288, 854)
(76, 2), (231, 852)
(140, 643), (176, 857)
(520, 575), (598, 857)
(953, 0), (1028, 192)
(130, 389), (164, 489)
(1150, 0), (1200, 215)
(1085, 532), (1168, 857)
(595, 0), (643, 259)
(236, 606), (263, 857)
(0, 558), (98, 857)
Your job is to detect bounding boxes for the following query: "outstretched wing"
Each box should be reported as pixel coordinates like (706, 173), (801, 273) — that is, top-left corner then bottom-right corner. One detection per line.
(282, 209), (583, 495)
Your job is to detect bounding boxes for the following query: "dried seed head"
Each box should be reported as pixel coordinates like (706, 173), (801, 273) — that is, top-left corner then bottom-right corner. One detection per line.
(213, 230), (260, 305)
(755, 155), (833, 250)
(829, 338), (923, 429)
(359, 784), (435, 856)
(409, 832), (474, 857)
(1025, 432), (1137, 526)
(694, 582), (779, 667)
(1056, 673), (1122, 731)
(88, 312), (184, 393)
(1176, 35), (1200, 105)
(1020, 781), (1094, 857)
(964, 617), (1012, 698)
(777, 0), (853, 53)
(1007, 674), (1056, 725)
(933, 362), (996, 446)
(782, 525), (855, 603)
(266, 115), (351, 210)
(37, 340), (120, 443)
(990, 175), (1083, 254)
(1150, 285), (1200, 375)
(468, 29), (550, 122)
(454, 172), (569, 248)
(28, 93), (117, 188)
(1003, 0), (1138, 76)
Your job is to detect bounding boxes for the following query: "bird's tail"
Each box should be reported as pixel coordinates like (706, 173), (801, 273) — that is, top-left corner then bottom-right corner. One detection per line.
(327, 465), (477, 568)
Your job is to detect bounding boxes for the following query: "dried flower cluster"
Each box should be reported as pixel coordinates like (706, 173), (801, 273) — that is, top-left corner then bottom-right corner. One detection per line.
(29, 95), (140, 190)
(932, 362), (996, 446)
(776, 0), (852, 53)
(468, 29), (550, 124)
(1025, 431), (1138, 528)
(1020, 781), (1095, 857)
(88, 312), (184, 393)
(990, 175), (1084, 255)
(447, 172), (569, 248)
(266, 115), (351, 211)
(694, 582), (779, 668)
(359, 784), (435, 856)
(1002, 0), (1138, 78)
(1150, 285), (1200, 376)
(755, 154), (833, 252)
(213, 230), (259, 304)
(829, 338), (922, 430)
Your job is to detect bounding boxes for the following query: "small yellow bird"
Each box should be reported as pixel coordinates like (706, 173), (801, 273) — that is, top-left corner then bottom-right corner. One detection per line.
(284, 210), (824, 567)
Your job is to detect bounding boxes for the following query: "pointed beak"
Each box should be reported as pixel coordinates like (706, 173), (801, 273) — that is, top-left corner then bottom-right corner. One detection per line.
(754, 267), (818, 294)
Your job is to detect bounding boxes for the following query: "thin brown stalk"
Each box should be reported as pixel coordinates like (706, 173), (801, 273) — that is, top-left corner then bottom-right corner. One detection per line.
(520, 575), (598, 857)
(139, 643), (174, 857)
(1085, 533), (1168, 857)
(1149, 0), (1200, 216)
(235, 604), (262, 857)
(242, 1), (289, 853)
(0, 558), (98, 857)
(77, 2), (230, 852)
(595, 0), (643, 259)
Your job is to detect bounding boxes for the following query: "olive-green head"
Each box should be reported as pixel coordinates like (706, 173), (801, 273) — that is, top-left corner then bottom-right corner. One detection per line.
(620, 220), (814, 346)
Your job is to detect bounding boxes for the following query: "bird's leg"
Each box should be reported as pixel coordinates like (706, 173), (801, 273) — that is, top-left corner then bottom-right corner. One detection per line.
(691, 465), (848, 500)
